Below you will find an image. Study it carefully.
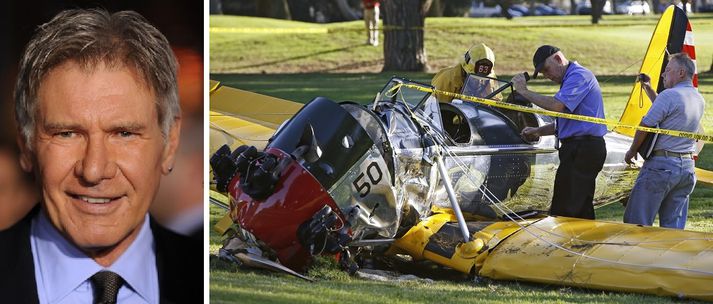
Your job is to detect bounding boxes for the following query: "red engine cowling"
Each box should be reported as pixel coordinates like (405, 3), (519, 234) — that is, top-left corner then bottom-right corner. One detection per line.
(228, 148), (346, 272)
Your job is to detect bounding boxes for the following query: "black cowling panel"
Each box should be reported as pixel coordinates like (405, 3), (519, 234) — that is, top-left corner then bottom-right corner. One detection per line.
(268, 97), (374, 190)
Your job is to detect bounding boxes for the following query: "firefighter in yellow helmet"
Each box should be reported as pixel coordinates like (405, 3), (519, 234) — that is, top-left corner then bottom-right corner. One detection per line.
(431, 43), (496, 102)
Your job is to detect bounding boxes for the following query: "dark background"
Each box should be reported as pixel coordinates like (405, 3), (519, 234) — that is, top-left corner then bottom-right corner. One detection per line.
(0, 0), (203, 144)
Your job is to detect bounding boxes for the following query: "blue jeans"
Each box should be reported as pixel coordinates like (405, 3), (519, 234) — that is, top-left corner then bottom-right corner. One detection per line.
(624, 156), (696, 229)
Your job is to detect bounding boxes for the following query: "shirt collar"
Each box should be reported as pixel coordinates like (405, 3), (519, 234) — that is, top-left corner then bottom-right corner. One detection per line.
(674, 80), (694, 88)
(559, 61), (577, 89)
(565, 61), (578, 75)
(31, 209), (157, 303)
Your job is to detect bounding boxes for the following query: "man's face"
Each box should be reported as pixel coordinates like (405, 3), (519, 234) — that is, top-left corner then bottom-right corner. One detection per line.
(539, 55), (563, 84)
(26, 61), (178, 258)
(662, 60), (683, 89)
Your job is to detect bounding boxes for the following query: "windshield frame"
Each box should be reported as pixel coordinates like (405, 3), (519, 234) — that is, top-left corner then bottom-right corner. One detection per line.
(377, 77), (434, 110)
(460, 74), (513, 100)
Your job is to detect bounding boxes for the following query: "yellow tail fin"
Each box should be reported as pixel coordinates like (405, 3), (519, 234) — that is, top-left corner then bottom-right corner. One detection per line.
(613, 6), (676, 137)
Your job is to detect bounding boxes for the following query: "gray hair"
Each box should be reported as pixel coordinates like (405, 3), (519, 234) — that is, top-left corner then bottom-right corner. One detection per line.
(669, 52), (696, 79)
(14, 9), (180, 146)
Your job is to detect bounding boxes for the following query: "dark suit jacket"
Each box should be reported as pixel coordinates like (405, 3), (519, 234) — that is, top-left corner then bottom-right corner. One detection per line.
(0, 206), (203, 304)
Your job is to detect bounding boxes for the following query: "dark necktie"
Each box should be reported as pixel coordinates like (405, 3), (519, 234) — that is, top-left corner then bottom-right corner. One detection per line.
(90, 271), (124, 304)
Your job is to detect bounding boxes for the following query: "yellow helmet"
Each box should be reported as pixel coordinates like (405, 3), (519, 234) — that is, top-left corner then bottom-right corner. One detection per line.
(461, 43), (495, 77)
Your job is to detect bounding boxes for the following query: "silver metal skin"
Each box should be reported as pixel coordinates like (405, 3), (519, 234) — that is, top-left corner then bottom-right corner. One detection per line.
(327, 77), (639, 240)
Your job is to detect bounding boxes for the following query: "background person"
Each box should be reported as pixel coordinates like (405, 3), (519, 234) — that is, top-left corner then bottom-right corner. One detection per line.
(511, 45), (607, 220)
(0, 9), (202, 303)
(431, 43), (497, 103)
(363, 0), (380, 46)
(623, 53), (704, 229)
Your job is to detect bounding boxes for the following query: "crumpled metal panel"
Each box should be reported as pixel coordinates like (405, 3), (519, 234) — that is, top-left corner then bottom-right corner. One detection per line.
(478, 217), (713, 301)
(328, 144), (400, 238)
(382, 105), (423, 150)
(379, 104), (439, 228)
(392, 148), (437, 224)
(337, 101), (440, 237)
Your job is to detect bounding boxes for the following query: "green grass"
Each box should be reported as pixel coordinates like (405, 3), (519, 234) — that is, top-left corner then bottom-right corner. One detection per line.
(210, 14), (713, 303)
(209, 73), (713, 302)
(210, 14), (713, 74)
(209, 205), (709, 304)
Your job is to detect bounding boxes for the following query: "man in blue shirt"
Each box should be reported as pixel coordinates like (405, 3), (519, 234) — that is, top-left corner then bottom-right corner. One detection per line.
(511, 45), (607, 219)
(623, 53), (704, 229)
(0, 9), (201, 303)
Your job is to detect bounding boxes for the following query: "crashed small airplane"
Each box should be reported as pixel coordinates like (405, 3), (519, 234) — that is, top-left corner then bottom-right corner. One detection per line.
(209, 5), (713, 301)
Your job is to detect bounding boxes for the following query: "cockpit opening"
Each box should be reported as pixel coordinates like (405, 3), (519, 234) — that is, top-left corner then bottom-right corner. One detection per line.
(439, 103), (472, 144)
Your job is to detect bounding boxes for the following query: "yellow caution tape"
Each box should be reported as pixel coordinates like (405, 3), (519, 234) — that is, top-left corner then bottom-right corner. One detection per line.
(209, 21), (713, 35)
(397, 83), (713, 143)
(209, 27), (327, 34)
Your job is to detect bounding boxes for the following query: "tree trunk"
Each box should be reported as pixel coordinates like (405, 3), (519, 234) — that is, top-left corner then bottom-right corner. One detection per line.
(382, 0), (432, 71)
(570, 0), (578, 14)
(255, 0), (292, 19)
(591, 0), (605, 24)
(498, 0), (514, 19)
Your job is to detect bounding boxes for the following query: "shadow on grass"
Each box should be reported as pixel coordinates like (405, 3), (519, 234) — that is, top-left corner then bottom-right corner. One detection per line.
(228, 44), (370, 70)
(210, 250), (682, 304)
(316, 58), (385, 73)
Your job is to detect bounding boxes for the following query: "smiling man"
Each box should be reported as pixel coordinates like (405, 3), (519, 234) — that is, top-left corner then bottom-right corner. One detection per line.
(0, 9), (201, 304)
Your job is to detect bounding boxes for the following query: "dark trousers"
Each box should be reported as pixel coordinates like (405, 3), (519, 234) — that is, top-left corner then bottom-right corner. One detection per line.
(550, 137), (607, 219)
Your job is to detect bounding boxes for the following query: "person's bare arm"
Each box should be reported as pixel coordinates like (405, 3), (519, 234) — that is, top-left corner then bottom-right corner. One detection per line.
(638, 73), (658, 102)
(511, 73), (566, 112)
(624, 122), (651, 165)
(521, 123), (555, 141)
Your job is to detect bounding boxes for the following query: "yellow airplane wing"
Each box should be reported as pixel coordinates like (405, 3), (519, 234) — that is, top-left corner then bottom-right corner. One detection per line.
(209, 80), (303, 152)
(210, 80), (302, 131)
(391, 213), (713, 301)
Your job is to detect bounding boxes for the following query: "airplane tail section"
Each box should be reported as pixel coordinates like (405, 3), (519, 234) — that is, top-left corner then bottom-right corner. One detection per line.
(614, 5), (694, 137)
(612, 6), (712, 185)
